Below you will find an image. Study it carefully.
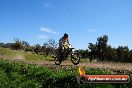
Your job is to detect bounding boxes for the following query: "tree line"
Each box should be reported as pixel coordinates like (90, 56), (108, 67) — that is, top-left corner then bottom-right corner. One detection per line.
(0, 35), (132, 63)
(0, 38), (58, 56)
(76, 35), (132, 63)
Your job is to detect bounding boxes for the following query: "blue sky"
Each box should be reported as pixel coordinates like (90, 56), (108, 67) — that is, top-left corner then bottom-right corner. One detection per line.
(0, 0), (132, 49)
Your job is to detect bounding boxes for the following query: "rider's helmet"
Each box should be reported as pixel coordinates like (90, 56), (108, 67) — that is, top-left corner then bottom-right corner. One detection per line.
(64, 33), (68, 38)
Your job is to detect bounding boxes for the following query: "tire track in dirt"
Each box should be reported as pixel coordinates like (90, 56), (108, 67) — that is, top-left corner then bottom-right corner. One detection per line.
(23, 60), (132, 74)
(1, 55), (132, 74)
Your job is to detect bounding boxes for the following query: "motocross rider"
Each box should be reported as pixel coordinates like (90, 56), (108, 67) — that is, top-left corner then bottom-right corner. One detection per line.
(59, 33), (71, 52)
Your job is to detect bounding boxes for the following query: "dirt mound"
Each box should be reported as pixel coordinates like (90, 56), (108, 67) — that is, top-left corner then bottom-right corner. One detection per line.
(12, 55), (25, 61)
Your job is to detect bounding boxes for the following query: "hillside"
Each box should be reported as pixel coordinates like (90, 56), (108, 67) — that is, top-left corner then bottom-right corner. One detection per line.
(0, 47), (132, 87)
(1, 47), (132, 73)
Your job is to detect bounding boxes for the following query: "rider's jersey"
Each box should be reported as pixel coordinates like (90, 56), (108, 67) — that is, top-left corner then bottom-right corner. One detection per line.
(59, 37), (70, 49)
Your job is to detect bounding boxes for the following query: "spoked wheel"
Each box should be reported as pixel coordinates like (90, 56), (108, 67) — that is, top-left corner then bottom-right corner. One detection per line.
(54, 49), (62, 65)
(71, 53), (80, 65)
(54, 56), (62, 65)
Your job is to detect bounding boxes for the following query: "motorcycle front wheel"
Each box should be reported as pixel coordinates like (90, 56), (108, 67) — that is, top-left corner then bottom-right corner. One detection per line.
(71, 53), (80, 65)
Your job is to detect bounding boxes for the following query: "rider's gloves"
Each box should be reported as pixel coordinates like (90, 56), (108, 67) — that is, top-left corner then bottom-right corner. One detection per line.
(63, 45), (67, 49)
(68, 44), (72, 48)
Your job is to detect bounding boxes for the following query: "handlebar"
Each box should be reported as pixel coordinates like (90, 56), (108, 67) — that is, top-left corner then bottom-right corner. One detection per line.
(69, 48), (75, 49)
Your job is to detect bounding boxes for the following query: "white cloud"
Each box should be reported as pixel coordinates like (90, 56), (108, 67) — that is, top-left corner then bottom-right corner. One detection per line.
(43, 2), (51, 7)
(37, 35), (49, 39)
(88, 29), (96, 32)
(40, 27), (59, 35)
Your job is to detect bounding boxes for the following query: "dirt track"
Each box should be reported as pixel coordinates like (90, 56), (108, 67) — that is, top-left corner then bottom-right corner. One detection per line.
(1, 55), (132, 74)
(11, 59), (132, 74)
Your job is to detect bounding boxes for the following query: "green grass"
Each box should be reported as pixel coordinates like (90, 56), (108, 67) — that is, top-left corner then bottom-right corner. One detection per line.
(0, 47), (132, 87)
(24, 53), (53, 61)
(0, 47), (23, 58)
(0, 47), (53, 61)
(0, 59), (131, 88)
(80, 58), (90, 62)
(0, 59), (77, 88)
(0, 47), (89, 61)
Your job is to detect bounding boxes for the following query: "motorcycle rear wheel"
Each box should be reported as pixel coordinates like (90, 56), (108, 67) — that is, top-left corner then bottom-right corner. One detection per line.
(54, 57), (62, 65)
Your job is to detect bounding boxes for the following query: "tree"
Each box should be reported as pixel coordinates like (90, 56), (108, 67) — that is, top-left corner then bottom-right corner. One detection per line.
(129, 50), (132, 63)
(75, 49), (89, 58)
(123, 46), (129, 62)
(88, 43), (98, 62)
(47, 39), (58, 55)
(105, 45), (117, 62)
(24, 46), (33, 52)
(116, 46), (131, 63)
(96, 35), (108, 61)
(39, 39), (58, 56)
(34, 44), (41, 54)
(41, 43), (50, 55)
(11, 38), (23, 50)
(0, 43), (5, 47)
(47, 39), (58, 49)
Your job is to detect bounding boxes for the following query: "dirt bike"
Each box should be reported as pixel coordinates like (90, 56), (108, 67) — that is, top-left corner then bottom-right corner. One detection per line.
(54, 47), (80, 65)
